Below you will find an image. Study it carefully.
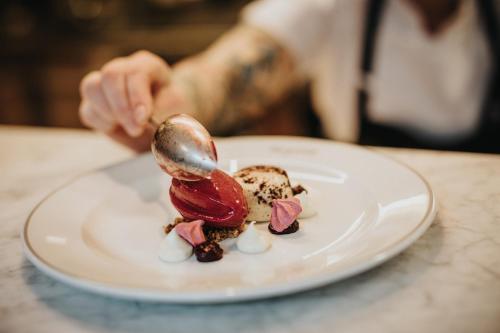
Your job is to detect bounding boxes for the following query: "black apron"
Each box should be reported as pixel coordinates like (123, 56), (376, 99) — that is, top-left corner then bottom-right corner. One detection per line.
(358, 0), (500, 153)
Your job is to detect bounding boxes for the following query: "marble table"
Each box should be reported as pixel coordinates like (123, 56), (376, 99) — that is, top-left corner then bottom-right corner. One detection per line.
(1, 126), (499, 333)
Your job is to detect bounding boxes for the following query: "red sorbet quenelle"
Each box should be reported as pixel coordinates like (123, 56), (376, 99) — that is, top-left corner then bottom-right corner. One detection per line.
(170, 169), (248, 228)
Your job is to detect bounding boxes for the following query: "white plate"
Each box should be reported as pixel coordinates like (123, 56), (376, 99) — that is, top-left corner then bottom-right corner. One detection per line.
(23, 136), (436, 303)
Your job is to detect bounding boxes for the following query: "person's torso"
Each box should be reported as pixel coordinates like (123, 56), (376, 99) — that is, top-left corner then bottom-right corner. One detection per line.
(309, 0), (492, 143)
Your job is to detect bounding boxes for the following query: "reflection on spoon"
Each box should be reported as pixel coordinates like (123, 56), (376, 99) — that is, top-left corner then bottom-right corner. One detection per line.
(151, 114), (218, 181)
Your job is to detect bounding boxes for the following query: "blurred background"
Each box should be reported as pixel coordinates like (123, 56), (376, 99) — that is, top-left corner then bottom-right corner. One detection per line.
(0, 0), (318, 137)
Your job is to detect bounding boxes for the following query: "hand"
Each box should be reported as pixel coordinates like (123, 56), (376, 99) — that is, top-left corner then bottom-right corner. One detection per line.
(79, 50), (170, 138)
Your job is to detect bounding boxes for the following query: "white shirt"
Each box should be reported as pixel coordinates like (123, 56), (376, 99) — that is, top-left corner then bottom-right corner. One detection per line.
(242, 0), (492, 143)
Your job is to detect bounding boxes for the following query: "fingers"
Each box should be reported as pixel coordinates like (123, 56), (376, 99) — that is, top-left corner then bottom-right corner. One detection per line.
(80, 71), (114, 124)
(125, 51), (170, 126)
(100, 58), (141, 136)
(129, 50), (170, 86)
(79, 50), (171, 138)
(126, 72), (152, 127)
(79, 101), (115, 132)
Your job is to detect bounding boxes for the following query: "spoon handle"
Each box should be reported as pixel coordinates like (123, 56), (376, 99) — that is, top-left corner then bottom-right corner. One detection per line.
(148, 117), (161, 128)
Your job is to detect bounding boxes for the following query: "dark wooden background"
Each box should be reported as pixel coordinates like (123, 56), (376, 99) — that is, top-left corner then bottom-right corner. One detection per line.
(0, 0), (319, 137)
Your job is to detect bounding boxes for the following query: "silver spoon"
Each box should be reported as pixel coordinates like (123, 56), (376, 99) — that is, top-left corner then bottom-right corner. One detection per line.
(151, 114), (218, 181)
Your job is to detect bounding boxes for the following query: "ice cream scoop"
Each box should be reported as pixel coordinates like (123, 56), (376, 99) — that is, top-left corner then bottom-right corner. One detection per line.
(151, 114), (217, 181)
(170, 169), (248, 228)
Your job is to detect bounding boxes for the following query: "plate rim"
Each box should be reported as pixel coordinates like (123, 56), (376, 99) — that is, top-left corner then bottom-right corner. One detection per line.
(22, 136), (437, 303)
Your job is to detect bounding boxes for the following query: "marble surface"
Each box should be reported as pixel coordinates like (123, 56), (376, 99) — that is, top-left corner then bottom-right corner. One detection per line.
(1, 126), (500, 333)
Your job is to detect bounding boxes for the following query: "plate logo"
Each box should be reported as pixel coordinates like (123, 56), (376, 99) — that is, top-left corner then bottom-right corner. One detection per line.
(270, 146), (317, 156)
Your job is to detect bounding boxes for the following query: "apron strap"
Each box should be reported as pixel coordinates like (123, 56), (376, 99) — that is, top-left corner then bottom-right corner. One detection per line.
(476, 0), (500, 131)
(357, 0), (386, 129)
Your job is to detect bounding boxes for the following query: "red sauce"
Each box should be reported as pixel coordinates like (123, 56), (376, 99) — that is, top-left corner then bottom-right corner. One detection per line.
(170, 169), (248, 228)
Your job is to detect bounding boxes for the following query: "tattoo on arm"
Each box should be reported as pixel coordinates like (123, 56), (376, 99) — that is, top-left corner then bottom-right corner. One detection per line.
(171, 25), (299, 134)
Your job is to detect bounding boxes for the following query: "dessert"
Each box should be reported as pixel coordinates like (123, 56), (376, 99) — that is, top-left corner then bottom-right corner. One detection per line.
(236, 222), (271, 254)
(157, 122), (317, 262)
(269, 220), (300, 235)
(203, 224), (244, 243)
(162, 171), (316, 262)
(163, 217), (186, 234)
(175, 220), (206, 246)
(234, 166), (293, 222)
(165, 217), (244, 243)
(154, 114), (318, 263)
(268, 198), (302, 234)
(159, 229), (193, 263)
(170, 169), (248, 228)
(162, 170), (318, 262)
(194, 241), (224, 262)
(292, 184), (307, 196)
(294, 188), (316, 219)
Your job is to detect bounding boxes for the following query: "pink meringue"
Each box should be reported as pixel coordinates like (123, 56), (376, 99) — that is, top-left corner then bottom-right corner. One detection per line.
(175, 220), (206, 246)
(270, 198), (302, 232)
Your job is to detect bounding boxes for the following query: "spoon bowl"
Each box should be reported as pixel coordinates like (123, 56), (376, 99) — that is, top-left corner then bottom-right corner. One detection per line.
(151, 114), (218, 181)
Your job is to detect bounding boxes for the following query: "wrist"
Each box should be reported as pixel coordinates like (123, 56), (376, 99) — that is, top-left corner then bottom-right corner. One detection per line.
(166, 60), (221, 130)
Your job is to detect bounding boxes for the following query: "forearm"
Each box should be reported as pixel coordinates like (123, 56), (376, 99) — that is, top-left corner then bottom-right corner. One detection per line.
(168, 25), (300, 134)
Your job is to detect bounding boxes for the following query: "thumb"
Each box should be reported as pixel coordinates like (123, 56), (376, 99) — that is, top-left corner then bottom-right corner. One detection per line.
(107, 124), (155, 152)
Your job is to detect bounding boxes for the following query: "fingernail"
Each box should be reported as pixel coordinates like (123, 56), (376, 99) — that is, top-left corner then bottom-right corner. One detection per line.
(127, 123), (143, 137)
(134, 105), (149, 125)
